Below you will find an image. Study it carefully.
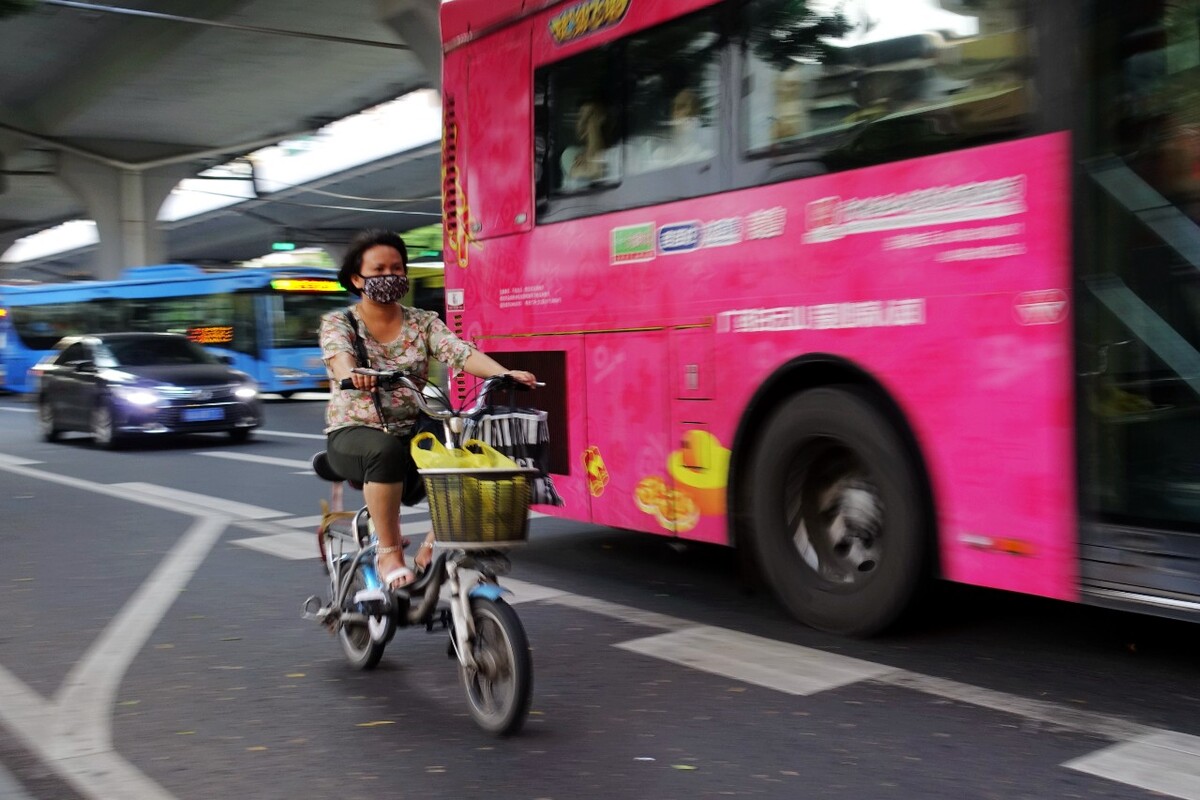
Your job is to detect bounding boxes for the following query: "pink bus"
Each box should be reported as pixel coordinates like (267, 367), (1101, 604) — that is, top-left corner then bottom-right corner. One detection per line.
(438, 0), (1200, 634)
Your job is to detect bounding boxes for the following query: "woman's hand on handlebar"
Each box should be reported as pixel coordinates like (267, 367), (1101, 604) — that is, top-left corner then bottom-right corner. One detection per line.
(499, 369), (537, 388)
(344, 369), (380, 392)
(338, 367), (415, 392)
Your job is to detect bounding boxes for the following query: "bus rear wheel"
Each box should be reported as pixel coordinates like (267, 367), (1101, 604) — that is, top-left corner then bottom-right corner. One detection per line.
(746, 387), (926, 637)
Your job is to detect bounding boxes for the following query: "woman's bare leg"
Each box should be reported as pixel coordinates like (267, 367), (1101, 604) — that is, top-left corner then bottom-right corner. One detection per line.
(363, 480), (412, 588)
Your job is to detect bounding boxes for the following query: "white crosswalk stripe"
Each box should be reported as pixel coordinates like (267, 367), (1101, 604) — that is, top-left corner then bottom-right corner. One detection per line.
(617, 626), (897, 696)
(1065, 732), (1200, 799)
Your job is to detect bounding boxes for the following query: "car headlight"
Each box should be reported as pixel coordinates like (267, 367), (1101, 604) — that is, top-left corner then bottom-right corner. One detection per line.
(272, 367), (306, 379)
(235, 385), (258, 400)
(113, 385), (160, 406)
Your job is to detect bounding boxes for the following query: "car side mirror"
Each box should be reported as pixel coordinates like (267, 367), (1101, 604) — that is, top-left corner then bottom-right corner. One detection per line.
(73, 360), (96, 372)
(218, 354), (235, 365)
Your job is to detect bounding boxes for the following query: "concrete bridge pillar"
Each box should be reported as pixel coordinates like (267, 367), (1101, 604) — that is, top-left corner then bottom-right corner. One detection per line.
(375, 0), (443, 91)
(57, 153), (192, 280)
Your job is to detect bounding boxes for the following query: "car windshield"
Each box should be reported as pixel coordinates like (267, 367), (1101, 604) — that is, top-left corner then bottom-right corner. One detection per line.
(101, 337), (220, 367)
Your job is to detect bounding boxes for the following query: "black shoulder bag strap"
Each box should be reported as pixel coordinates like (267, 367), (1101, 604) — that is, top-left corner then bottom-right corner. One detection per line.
(344, 310), (392, 433)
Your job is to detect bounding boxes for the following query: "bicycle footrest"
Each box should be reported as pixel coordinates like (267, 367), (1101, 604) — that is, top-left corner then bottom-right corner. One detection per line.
(301, 595), (333, 623)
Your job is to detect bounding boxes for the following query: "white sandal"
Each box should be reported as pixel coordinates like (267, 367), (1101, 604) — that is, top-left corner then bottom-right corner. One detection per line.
(375, 544), (415, 589)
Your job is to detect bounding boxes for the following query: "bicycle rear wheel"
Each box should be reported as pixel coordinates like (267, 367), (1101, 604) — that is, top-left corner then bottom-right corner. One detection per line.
(459, 597), (532, 735)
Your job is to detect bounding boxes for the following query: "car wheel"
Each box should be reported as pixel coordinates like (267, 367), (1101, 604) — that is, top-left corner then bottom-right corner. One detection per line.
(39, 397), (62, 442)
(91, 402), (124, 450)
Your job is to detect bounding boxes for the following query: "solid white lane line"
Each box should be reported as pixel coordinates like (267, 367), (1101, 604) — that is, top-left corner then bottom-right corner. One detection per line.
(195, 451), (313, 469)
(1065, 732), (1200, 800)
(111, 482), (288, 519)
(0, 406), (35, 413)
(617, 626), (897, 696)
(0, 761), (35, 800)
(0, 453), (41, 466)
(252, 429), (325, 440)
(879, 671), (1155, 741)
(56, 518), (229, 759)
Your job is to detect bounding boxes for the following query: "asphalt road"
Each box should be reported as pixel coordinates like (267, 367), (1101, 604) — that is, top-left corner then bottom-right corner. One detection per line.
(1, 393), (1198, 800)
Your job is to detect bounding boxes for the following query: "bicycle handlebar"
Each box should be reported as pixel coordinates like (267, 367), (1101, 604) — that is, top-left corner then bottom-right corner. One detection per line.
(338, 369), (540, 421)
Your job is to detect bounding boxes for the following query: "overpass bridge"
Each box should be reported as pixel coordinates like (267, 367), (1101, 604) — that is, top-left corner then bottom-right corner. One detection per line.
(0, 0), (443, 280)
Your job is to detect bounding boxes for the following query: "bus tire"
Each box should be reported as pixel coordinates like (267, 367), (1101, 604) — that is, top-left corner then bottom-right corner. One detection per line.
(746, 386), (926, 637)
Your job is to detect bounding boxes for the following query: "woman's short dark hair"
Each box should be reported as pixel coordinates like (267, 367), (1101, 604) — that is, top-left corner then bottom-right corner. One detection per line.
(337, 229), (409, 295)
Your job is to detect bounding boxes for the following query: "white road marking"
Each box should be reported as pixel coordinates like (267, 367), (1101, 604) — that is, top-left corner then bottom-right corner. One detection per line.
(0, 405), (35, 413)
(617, 626), (896, 696)
(0, 459), (228, 800)
(111, 482), (288, 519)
(232, 532), (321, 561)
(278, 504), (430, 530)
(0, 762), (35, 800)
(56, 518), (228, 759)
(253, 428), (325, 440)
(2, 451), (1198, 799)
(233, 521), (435, 560)
(0, 453), (41, 466)
(196, 451), (314, 469)
(494, 577), (568, 605)
(879, 671), (1154, 740)
(1066, 732), (1200, 799)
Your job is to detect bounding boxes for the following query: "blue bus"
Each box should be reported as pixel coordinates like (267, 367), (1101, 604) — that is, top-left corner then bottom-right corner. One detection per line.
(0, 264), (351, 396)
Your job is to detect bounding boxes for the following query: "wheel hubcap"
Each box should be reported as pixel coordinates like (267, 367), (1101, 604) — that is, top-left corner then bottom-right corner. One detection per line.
(93, 407), (112, 443)
(786, 444), (883, 586)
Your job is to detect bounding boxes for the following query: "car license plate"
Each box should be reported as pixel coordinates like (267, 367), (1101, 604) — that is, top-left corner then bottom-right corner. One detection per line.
(182, 407), (224, 423)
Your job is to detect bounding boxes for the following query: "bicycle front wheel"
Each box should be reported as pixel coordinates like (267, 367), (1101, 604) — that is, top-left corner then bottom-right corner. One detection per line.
(459, 597), (532, 735)
(338, 564), (387, 670)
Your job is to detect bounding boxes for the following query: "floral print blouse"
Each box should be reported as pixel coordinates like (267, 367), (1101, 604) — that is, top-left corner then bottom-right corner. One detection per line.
(320, 305), (474, 434)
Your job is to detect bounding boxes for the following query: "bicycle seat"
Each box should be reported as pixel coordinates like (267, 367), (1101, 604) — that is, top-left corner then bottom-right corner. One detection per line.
(311, 451), (364, 490)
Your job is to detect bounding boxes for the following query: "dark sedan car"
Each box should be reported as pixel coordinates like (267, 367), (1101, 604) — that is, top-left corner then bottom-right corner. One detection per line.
(35, 332), (262, 448)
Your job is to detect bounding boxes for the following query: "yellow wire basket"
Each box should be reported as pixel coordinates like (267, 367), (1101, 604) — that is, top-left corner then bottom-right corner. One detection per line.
(420, 467), (537, 548)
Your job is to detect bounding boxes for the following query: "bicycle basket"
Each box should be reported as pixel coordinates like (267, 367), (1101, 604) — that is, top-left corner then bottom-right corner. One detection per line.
(420, 467), (537, 548)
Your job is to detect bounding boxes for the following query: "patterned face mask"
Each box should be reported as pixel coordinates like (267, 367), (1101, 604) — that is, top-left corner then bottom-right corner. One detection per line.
(360, 273), (408, 304)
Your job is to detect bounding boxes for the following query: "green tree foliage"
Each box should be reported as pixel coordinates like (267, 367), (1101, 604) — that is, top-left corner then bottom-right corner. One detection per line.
(0, 0), (36, 19)
(748, 0), (853, 69)
(401, 223), (443, 257)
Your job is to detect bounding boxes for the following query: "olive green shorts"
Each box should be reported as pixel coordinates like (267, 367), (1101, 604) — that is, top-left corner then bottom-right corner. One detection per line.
(326, 425), (414, 485)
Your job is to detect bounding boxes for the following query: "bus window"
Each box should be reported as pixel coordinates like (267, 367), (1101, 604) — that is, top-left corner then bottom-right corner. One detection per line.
(544, 47), (622, 195)
(741, 0), (1030, 169)
(1079, 0), (1200, 532)
(271, 292), (349, 349)
(624, 13), (720, 176)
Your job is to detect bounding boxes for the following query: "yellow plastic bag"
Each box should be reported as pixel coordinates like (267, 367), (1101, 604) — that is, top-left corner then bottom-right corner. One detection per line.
(411, 432), (477, 469)
(463, 438), (520, 469)
(410, 433), (518, 470)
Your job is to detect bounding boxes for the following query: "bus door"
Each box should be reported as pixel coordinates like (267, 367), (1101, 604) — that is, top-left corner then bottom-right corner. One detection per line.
(668, 325), (727, 546)
(1078, 0), (1200, 606)
(583, 331), (677, 536)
